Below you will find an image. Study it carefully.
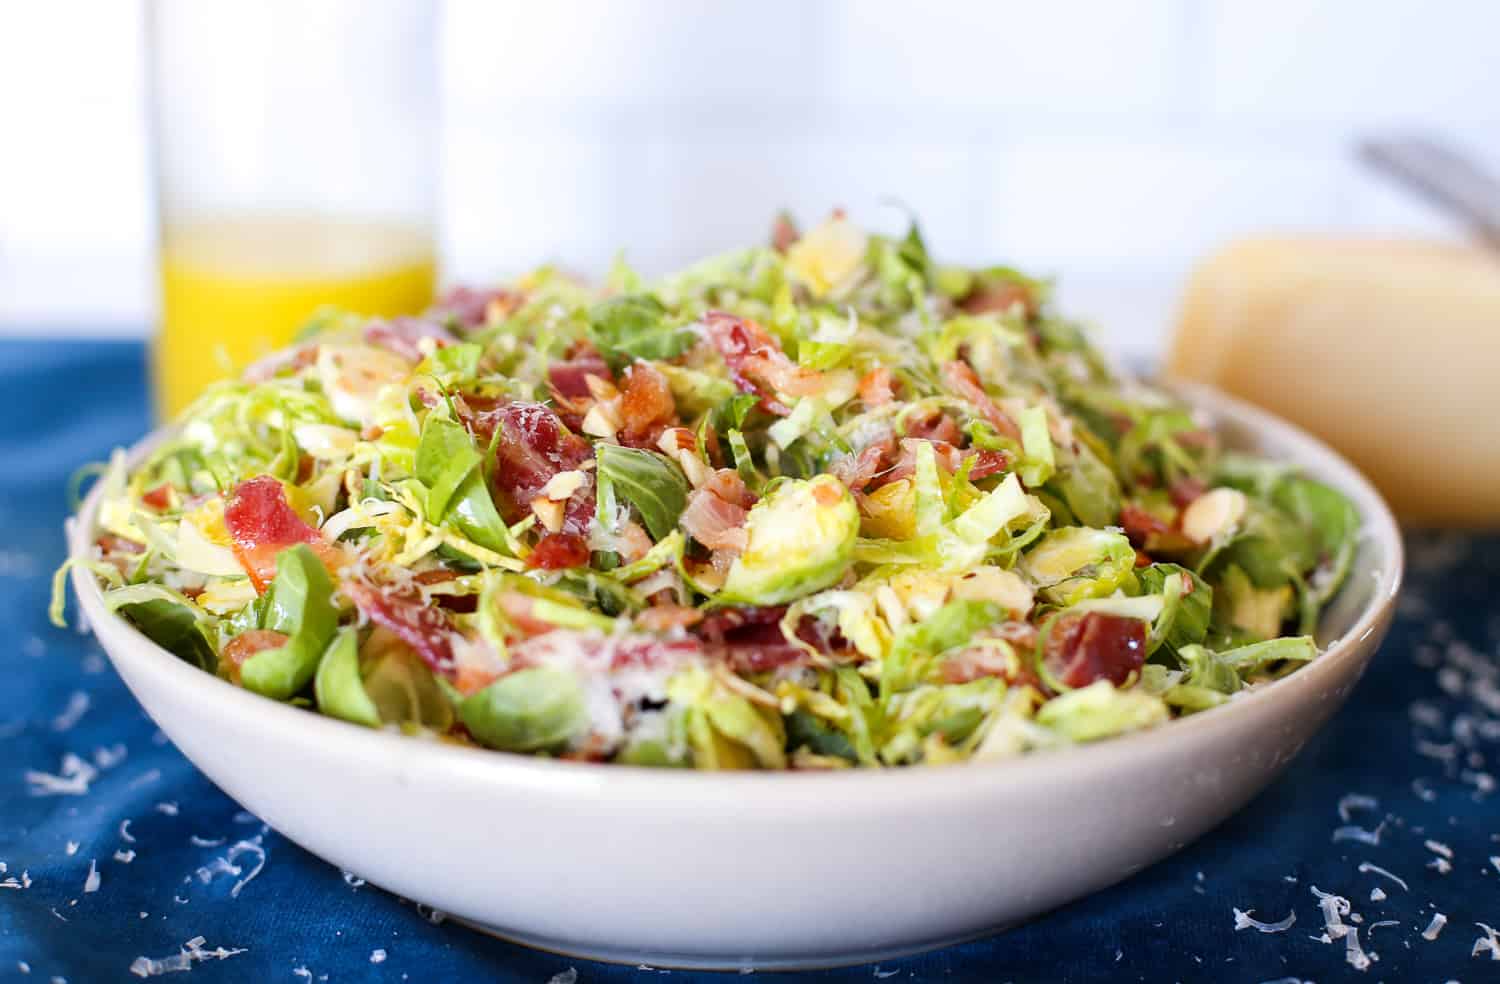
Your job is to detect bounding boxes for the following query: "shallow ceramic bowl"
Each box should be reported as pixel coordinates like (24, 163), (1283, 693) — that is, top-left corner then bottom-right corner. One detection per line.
(68, 382), (1401, 970)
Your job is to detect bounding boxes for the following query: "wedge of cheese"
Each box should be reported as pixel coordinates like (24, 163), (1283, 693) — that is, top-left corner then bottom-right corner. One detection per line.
(1167, 237), (1500, 526)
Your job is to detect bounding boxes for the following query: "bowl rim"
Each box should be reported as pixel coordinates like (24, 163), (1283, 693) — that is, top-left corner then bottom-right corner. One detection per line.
(68, 380), (1403, 800)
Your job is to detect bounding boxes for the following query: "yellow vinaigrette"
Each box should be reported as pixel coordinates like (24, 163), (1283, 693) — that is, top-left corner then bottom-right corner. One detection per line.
(155, 215), (436, 419)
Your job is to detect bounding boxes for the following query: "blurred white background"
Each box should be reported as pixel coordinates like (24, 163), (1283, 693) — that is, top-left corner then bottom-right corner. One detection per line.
(2, 0), (1497, 360)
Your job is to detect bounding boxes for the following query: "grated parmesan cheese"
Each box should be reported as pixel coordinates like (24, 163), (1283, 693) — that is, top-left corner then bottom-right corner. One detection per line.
(50, 692), (90, 732)
(25, 754), (98, 797)
(1356, 861), (1408, 891)
(1475, 923), (1500, 960)
(1332, 823), (1384, 845)
(1344, 926), (1374, 971)
(1310, 886), (1352, 941)
(93, 744), (127, 769)
(1337, 793), (1379, 823)
(1423, 913), (1448, 940)
(191, 836), (266, 898)
(546, 970), (578, 984)
(83, 859), (100, 893)
(113, 850), (136, 864)
(119, 820), (135, 844)
(370, 950), (386, 964)
(1233, 908), (1296, 934)
(1424, 839), (1454, 858)
(155, 801), (179, 816)
(128, 937), (246, 978)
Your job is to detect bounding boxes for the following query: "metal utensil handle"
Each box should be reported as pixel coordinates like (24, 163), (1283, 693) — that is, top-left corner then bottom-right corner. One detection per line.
(1360, 136), (1500, 249)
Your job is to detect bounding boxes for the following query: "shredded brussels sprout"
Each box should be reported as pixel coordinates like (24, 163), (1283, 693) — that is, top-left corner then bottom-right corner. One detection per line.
(58, 212), (1359, 768)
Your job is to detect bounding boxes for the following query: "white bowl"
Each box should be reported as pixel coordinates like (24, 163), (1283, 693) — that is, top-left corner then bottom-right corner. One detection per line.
(68, 382), (1401, 970)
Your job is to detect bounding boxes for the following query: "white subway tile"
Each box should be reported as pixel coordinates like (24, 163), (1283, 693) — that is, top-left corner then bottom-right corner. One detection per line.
(619, 130), (978, 272)
(823, 0), (1189, 117)
(1201, 0), (1500, 124)
(976, 136), (1348, 273)
(441, 130), (650, 282)
(444, 0), (830, 121)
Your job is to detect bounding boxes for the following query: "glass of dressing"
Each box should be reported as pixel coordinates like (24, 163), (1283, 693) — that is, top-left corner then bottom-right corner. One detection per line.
(147, 0), (439, 419)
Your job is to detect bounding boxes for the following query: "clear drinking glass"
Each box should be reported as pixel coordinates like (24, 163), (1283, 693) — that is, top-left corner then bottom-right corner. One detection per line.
(147, 0), (439, 419)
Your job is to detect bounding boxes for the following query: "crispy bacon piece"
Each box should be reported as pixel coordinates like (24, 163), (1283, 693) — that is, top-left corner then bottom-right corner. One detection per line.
(344, 580), (455, 673)
(695, 605), (846, 674)
(635, 604), (705, 633)
(473, 402), (595, 534)
(967, 450), (1010, 480)
(902, 407), (963, 445)
(879, 438), (1010, 487)
(770, 212), (799, 254)
(96, 534), (145, 556)
(1174, 429), (1217, 451)
(1168, 476), (1208, 509)
(508, 630), (702, 675)
(432, 286), (523, 331)
(528, 532), (591, 570)
(220, 629), (291, 685)
(857, 367), (897, 407)
(493, 591), (567, 638)
(618, 362), (678, 447)
(364, 317), (454, 362)
(941, 360), (1022, 440)
(413, 568), (479, 613)
(548, 342), (612, 402)
(831, 442), (891, 492)
(1118, 503), (1171, 549)
(1043, 612), (1146, 690)
(243, 344), (317, 384)
(700, 467), (755, 509)
(942, 622), (1041, 685)
(694, 605), (807, 673)
(222, 475), (344, 593)
(960, 280), (1037, 319)
(701, 311), (823, 416)
(680, 488), (749, 552)
(142, 483), (173, 511)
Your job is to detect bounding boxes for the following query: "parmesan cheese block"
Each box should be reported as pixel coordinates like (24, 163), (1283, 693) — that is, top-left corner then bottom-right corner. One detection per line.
(1167, 237), (1500, 526)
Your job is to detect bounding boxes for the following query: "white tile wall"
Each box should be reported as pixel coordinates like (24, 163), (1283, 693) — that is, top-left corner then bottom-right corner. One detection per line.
(1201, 0), (1500, 126)
(3, 0), (1496, 359)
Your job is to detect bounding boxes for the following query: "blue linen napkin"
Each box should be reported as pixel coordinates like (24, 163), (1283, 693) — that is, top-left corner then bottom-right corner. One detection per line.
(2, 338), (1497, 982)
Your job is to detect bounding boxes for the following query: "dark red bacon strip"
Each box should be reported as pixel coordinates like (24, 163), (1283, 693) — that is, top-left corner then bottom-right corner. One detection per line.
(941, 360), (1022, 440)
(1043, 612), (1146, 690)
(472, 401), (596, 535)
(223, 475), (344, 593)
(344, 580), (456, 673)
(701, 311), (824, 416)
(364, 317), (454, 362)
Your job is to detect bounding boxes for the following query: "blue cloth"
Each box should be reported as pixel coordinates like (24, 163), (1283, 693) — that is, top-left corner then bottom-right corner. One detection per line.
(2, 337), (1497, 983)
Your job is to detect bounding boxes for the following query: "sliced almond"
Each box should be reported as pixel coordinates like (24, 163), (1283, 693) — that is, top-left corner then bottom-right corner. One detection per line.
(540, 469), (586, 501)
(581, 399), (623, 438)
(657, 427), (696, 455)
(1181, 487), (1247, 544)
(584, 373), (619, 401)
(530, 496), (565, 533)
(874, 585), (909, 633)
(952, 567), (1034, 618)
(676, 449), (711, 488)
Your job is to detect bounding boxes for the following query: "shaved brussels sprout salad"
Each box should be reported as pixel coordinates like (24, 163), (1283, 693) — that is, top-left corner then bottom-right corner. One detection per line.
(58, 212), (1360, 769)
